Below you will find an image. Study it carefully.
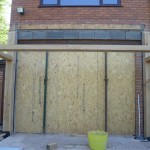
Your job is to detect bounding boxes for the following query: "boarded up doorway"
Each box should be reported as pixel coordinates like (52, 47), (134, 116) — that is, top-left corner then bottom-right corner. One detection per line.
(15, 51), (135, 135)
(15, 38), (137, 135)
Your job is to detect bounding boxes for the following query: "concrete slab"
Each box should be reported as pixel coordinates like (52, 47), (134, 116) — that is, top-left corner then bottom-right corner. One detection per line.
(0, 133), (149, 150)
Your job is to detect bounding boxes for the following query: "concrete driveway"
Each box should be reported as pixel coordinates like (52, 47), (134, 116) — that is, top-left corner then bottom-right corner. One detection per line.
(0, 133), (149, 150)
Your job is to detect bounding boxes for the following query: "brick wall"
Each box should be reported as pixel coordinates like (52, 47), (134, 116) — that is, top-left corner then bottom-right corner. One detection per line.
(10, 0), (150, 30)
(135, 53), (144, 138)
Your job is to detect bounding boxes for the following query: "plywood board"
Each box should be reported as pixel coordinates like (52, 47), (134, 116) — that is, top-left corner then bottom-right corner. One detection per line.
(143, 31), (150, 137)
(107, 53), (135, 134)
(15, 52), (45, 133)
(46, 52), (105, 134)
(46, 52), (59, 133)
(15, 51), (135, 135)
(145, 62), (150, 137)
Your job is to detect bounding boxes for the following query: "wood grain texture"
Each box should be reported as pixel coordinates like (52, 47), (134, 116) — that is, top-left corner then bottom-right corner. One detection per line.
(107, 53), (135, 135)
(15, 52), (45, 133)
(145, 62), (150, 137)
(46, 52), (105, 134)
(143, 32), (150, 137)
(3, 31), (17, 133)
(3, 57), (15, 132)
(0, 52), (12, 61)
(0, 45), (150, 52)
(46, 52), (59, 133)
(15, 52), (135, 135)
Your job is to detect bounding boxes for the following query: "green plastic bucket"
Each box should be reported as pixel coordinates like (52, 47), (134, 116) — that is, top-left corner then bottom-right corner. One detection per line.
(88, 131), (108, 150)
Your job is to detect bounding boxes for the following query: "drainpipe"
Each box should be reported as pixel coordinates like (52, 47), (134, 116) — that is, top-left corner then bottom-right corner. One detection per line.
(104, 52), (108, 132)
(138, 94), (141, 138)
(43, 51), (49, 133)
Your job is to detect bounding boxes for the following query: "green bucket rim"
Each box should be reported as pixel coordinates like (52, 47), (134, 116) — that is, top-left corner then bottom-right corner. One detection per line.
(88, 131), (108, 136)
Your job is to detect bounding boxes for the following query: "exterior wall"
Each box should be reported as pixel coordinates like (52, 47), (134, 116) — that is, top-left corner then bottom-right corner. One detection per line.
(9, 0), (150, 136)
(135, 53), (144, 137)
(14, 27), (138, 135)
(10, 0), (150, 30)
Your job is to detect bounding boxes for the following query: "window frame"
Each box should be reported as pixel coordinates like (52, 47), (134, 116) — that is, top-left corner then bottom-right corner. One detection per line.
(40, 0), (121, 7)
(101, 0), (121, 6)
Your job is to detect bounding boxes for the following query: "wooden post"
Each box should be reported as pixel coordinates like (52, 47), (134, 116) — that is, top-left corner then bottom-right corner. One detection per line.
(3, 31), (17, 133)
(142, 32), (150, 138)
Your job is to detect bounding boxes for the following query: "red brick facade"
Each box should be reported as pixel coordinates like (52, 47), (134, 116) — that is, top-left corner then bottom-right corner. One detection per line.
(135, 53), (144, 138)
(10, 0), (150, 30)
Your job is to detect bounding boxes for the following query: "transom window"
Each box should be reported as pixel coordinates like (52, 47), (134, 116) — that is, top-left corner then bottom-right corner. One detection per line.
(41, 0), (121, 6)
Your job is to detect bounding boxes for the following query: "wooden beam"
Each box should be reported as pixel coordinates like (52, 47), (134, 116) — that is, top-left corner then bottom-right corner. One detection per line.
(0, 52), (13, 61)
(0, 45), (150, 52)
(143, 32), (150, 138)
(3, 31), (17, 133)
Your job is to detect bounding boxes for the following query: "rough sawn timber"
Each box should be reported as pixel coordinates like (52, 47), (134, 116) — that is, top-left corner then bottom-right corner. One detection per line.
(0, 45), (150, 52)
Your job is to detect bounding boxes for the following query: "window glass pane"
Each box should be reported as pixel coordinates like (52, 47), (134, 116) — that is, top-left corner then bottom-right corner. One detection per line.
(61, 0), (99, 6)
(43, 0), (57, 4)
(103, 0), (118, 4)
